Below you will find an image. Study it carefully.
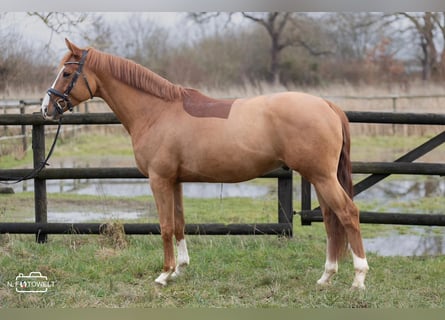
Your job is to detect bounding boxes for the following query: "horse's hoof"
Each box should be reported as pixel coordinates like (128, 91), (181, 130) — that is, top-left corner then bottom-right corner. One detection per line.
(350, 283), (366, 290)
(154, 279), (167, 286)
(171, 263), (188, 279)
(316, 280), (332, 288)
(155, 271), (173, 286)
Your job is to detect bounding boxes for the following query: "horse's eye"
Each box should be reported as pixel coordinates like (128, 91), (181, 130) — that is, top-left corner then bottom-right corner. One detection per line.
(63, 71), (71, 78)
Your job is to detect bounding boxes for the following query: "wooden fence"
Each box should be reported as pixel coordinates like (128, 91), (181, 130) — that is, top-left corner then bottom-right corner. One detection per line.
(0, 111), (444, 242)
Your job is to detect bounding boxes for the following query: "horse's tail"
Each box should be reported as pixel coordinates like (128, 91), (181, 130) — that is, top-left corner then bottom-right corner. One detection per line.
(325, 99), (353, 258)
(327, 100), (353, 199)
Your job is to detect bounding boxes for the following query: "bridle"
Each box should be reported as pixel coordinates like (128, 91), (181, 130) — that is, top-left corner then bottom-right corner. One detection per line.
(0, 50), (94, 184)
(46, 50), (94, 115)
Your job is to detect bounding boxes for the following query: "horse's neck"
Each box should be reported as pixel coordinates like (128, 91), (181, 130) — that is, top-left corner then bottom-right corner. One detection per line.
(96, 76), (169, 136)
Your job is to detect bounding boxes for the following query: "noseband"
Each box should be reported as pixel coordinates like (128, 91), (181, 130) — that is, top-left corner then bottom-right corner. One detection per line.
(47, 50), (94, 114)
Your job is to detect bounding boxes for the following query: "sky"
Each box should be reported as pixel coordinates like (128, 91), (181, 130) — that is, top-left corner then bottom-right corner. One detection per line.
(1, 12), (187, 55)
(3, 0), (445, 12)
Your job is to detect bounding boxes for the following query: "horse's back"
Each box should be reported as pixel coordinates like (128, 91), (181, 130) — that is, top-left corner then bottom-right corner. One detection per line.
(240, 91), (344, 178)
(233, 91), (343, 147)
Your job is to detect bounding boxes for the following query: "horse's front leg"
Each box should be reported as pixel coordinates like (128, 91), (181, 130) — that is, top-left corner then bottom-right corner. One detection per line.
(171, 183), (190, 279)
(150, 175), (176, 286)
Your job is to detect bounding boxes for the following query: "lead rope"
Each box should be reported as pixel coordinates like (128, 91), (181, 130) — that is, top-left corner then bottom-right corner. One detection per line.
(0, 117), (63, 184)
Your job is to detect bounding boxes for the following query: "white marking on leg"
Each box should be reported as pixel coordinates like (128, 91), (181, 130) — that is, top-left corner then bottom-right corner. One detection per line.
(172, 239), (190, 279)
(155, 270), (173, 286)
(317, 259), (338, 286)
(317, 239), (338, 286)
(351, 251), (369, 289)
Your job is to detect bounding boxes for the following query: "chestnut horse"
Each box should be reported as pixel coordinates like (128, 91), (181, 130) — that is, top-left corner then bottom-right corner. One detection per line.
(41, 39), (368, 288)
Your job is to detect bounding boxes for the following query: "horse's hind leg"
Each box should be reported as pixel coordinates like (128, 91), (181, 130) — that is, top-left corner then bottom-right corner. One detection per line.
(171, 183), (190, 279)
(315, 192), (340, 286)
(314, 177), (369, 289)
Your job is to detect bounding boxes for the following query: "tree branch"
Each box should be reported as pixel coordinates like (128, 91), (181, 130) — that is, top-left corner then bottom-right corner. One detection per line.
(241, 12), (272, 34)
(27, 12), (88, 34)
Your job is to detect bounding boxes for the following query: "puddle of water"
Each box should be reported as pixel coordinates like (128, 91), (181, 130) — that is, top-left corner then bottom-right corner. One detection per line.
(364, 228), (445, 256)
(14, 179), (270, 199)
(21, 210), (147, 223)
(47, 210), (146, 223)
(74, 179), (270, 198)
(13, 176), (443, 202)
(355, 176), (445, 203)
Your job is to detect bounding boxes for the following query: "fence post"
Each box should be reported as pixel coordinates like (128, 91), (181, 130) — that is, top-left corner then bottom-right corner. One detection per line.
(277, 169), (293, 237)
(391, 96), (397, 135)
(300, 178), (312, 225)
(20, 102), (27, 153)
(32, 121), (47, 243)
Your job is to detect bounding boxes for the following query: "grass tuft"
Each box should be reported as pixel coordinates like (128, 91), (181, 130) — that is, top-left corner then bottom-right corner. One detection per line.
(99, 222), (128, 249)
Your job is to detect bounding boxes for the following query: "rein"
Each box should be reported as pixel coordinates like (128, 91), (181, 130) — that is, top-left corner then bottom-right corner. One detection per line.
(0, 118), (63, 184)
(1, 51), (93, 185)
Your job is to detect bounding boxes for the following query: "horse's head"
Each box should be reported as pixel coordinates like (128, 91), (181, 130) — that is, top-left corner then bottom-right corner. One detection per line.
(41, 39), (97, 120)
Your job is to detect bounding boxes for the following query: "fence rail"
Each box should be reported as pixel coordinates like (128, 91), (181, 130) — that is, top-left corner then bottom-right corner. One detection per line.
(1, 111), (445, 126)
(0, 110), (444, 241)
(1, 162), (444, 181)
(0, 222), (292, 236)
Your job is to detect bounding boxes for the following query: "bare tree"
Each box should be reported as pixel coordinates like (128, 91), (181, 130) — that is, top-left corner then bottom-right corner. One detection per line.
(111, 14), (171, 75)
(242, 13), (334, 84)
(27, 12), (89, 45)
(27, 12), (88, 33)
(243, 13), (292, 84)
(190, 12), (332, 85)
(80, 14), (113, 51)
(398, 12), (444, 80)
(329, 13), (384, 60)
(431, 12), (445, 78)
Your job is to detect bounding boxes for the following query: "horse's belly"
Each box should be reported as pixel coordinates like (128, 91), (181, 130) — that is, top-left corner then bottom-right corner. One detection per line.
(177, 150), (282, 183)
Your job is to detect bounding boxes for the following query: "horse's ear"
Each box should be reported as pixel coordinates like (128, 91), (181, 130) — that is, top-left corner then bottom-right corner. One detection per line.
(65, 38), (82, 58)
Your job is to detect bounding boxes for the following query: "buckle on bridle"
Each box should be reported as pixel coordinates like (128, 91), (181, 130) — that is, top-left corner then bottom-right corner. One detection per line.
(46, 50), (93, 114)
(47, 88), (73, 114)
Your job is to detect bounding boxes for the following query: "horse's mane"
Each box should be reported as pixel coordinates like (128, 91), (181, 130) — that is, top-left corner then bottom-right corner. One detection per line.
(78, 48), (186, 101)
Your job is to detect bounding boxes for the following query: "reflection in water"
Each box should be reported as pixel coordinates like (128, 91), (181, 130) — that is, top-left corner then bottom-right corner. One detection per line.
(70, 179), (270, 199)
(47, 210), (147, 223)
(364, 228), (445, 256)
(355, 176), (445, 202)
(12, 176), (444, 202)
(12, 178), (270, 198)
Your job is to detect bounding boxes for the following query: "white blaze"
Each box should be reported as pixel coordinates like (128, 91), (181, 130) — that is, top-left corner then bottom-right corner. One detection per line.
(41, 67), (65, 117)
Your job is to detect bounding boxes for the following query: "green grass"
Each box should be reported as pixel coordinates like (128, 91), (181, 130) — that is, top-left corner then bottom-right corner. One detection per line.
(55, 131), (133, 158)
(0, 130), (133, 169)
(351, 134), (443, 162)
(0, 231), (444, 308)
